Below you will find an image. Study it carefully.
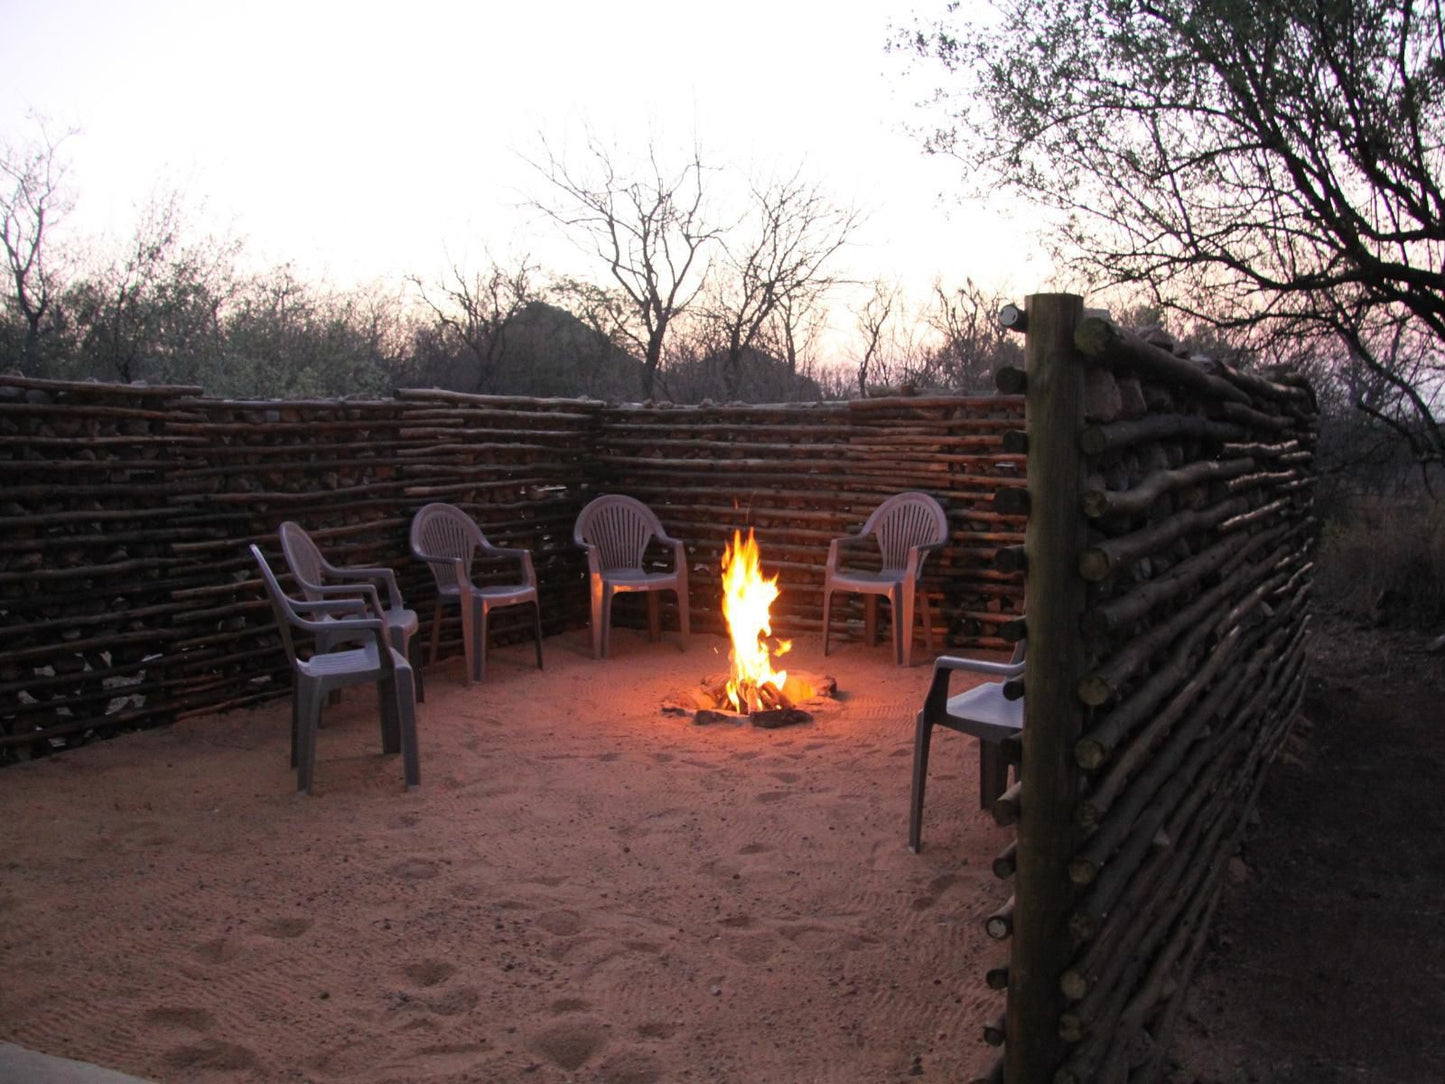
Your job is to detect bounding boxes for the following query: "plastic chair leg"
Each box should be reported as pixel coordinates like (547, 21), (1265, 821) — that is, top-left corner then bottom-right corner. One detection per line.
(397, 667), (420, 788)
(532, 601), (545, 670)
(290, 689), (300, 769)
(821, 587), (834, 656)
(908, 713), (934, 853)
(296, 681), (320, 794)
(920, 591), (935, 657)
(979, 741), (1010, 809)
(589, 577), (606, 659)
(476, 603), (489, 683)
(408, 635), (426, 703)
(676, 581), (690, 641)
(460, 595), (478, 685)
(896, 585), (912, 667)
(377, 673), (401, 755)
(427, 599), (444, 666)
(600, 587), (615, 659)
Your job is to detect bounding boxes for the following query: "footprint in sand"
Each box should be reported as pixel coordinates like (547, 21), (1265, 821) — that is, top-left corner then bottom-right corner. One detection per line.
(164, 1040), (258, 1072)
(256, 917), (311, 939)
(192, 936), (244, 964)
(550, 997), (590, 1014)
(769, 771), (802, 784)
(389, 858), (440, 881)
(530, 1019), (608, 1071)
(724, 931), (780, 964)
(536, 909), (584, 936)
(635, 1021), (678, 1041)
(737, 843), (770, 856)
(754, 791), (789, 803)
(596, 1049), (665, 1083)
(426, 987), (480, 1015)
(402, 961), (456, 988)
(144, 1006), (215, 1032)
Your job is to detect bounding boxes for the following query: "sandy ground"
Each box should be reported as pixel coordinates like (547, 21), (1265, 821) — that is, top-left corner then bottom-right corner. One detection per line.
(1168, 616), (1445, 1084)
(0, 629), (1014, 1084)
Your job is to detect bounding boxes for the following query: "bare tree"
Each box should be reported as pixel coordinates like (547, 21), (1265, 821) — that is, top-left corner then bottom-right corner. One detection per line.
(853, 279), (899, 397)
(411, 253), (538, 392)
(701, 170), (859, 399)
(529, 133), (722, 398)
(920, 278), (1022, 391)
(766, 286), (830, 379)
(1, 124), (73, 371)
(901, 0), (1445, 476)
(65, 188), (240, 384)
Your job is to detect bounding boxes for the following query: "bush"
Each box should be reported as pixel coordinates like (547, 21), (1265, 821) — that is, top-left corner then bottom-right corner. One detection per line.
(1315, 497), (1445, 626)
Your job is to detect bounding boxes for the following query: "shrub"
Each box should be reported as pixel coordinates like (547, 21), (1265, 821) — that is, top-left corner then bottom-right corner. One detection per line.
(1315, 497), (1445, 626)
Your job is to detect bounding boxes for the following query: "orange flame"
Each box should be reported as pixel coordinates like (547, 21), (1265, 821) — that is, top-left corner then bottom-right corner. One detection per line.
(721, 528), (791, 713)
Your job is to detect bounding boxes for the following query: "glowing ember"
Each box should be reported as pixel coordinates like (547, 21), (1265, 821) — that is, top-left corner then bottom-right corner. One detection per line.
(720, 528), (791, 713)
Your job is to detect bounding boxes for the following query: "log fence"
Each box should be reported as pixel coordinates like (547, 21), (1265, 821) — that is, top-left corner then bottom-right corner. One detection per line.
(1, 297), (1316, 1082)
(1, 378), (1023, 759)
(974, 295), (1315, 1083)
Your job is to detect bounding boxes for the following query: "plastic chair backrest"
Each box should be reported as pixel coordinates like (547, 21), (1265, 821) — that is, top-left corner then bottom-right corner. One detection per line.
(278, 522), (328, 603)
(861, 492), (948, 570)
(411, 503), (483, 591)
(251, 544), (303, 665)
(575, 495), (662, 572)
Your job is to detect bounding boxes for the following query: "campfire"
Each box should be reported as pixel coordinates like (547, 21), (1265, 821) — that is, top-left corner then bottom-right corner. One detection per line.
(721, 527), (790, 713)
(664, 527), (835, 727)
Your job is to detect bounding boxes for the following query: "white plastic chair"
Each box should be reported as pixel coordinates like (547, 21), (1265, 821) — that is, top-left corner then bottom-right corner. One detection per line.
(409, 503), (543, 683)
(574, 494), (690, 659)
(251, 544), (419, 795)
(822, 491), (948, 667)
(278, 521), (424, 702)
(908, 640), (1025, 852)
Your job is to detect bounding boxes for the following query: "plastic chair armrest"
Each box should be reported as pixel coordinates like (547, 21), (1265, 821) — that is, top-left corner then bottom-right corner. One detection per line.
(922, 654), (1026, 720)
(328, 564), (404, 610)
(933, 654), (1026, 679)
(307, 581), (386, 620)
(291, 596), (366, 617)
(484, 543), (538, 587)
(660, 536), (686, 572)
(904, 538), (946, 576)
(576, 541), (601, 576)
(827, 533), (873, 574)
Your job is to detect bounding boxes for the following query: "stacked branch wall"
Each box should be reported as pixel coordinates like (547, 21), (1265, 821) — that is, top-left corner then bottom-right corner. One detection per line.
(0, 379), (1023, 757)
(988, 299), (1316, 1084)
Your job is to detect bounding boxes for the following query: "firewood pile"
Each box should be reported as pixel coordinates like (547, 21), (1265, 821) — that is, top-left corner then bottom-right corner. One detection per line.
(980, 300), (1317, 1084)
(1, 380), (1024, 761)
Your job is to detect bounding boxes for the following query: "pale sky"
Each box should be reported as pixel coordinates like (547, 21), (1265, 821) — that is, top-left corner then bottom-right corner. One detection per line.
(0, 0), (1051, 319)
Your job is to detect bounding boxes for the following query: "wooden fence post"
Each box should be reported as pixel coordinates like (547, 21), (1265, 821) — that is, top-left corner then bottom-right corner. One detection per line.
(1007, 293), (1087, 1082)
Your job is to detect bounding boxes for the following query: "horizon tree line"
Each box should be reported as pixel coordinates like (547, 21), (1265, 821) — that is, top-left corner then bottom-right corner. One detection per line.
(1, 125), (1020, 404)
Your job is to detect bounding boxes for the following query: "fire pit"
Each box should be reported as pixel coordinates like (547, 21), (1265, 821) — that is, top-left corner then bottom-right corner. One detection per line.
(663, 528), (837, 728)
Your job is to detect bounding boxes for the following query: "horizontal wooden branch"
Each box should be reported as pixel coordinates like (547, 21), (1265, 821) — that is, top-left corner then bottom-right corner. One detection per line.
(1080, 457), (1254, 519)
(1073, 316), (1252, 404)
(1078, 495), (1251, 582)
(1079, 413), (1248, 456)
